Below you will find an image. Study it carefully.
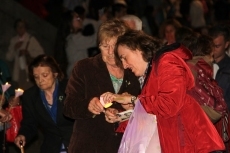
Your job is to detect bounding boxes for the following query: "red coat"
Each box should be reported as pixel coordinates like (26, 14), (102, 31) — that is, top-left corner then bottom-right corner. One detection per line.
(139, 45), (225, 153)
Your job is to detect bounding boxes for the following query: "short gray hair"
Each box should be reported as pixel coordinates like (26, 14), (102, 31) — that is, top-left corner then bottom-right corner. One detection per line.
(121, 15), (142, 30)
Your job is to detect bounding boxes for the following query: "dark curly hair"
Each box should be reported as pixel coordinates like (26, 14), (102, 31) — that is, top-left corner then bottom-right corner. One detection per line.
(114, 30), (163, 67)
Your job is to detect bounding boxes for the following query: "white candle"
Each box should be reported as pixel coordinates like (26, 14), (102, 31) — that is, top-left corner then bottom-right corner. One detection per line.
(15, 88), (24, 98)
(1, 82), (11, 93)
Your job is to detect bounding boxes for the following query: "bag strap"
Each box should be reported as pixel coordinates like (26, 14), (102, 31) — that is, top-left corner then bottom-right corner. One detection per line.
(25, 35), (32, 51)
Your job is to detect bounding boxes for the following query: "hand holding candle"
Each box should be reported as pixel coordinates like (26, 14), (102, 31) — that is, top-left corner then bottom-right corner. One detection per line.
(100, 97), (113, 108)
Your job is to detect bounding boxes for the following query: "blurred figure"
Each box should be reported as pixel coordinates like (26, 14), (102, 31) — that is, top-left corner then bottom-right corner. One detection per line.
(209, 24), (230, 110)
(14, 55), (74, 153)
(74, 5), (99, 57)
(63, 19), (140, 153)
(6, 19), (44, 90)
(112, 1), (127, 19)
(209, 23), (230, 153)
(182, 33), (229, 152)
(189, 0), (206, 32)
(53, 11), (73, 78)
(159, 18), (182, 45)
(141, 5), (159, 37)
(175, 26), (194, 43)
(65, 11), (97, 77)
(0, 59), (15, 153)
(121, 15), (142, 30)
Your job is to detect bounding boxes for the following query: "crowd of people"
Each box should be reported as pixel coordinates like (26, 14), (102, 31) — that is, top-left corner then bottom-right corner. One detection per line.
(0, 0), (230, 153)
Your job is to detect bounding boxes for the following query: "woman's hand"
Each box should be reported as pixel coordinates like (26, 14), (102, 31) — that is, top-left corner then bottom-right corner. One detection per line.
(88, 97), (104, 115)
(104, 108), (120, 123)
(100, 92), (132, 105)
(14, 135), (26, 148)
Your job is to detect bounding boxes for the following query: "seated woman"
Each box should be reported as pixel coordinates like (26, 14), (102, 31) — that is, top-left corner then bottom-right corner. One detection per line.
(101, 30), (225, 152)
(14, 55), (74, 153)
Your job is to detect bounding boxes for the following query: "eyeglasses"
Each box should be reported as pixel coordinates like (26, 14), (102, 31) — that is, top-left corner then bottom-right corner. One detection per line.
(99, 44), (115, 50)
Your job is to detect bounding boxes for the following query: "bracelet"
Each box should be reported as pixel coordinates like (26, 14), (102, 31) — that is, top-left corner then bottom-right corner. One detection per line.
(131, 96), (137, 106)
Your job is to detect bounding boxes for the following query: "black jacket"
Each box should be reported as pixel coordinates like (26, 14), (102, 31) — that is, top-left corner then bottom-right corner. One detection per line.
(18, 80), (74, 153)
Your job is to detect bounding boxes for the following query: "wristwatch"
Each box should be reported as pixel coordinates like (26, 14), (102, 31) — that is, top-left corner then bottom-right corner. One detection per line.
(131, 96), (137, 105)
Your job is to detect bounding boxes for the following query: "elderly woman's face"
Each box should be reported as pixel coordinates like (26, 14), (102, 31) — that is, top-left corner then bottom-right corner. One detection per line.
(33, 66), (58, 91)
(118, 45), (148, 77)
(100, 37), (117, 66)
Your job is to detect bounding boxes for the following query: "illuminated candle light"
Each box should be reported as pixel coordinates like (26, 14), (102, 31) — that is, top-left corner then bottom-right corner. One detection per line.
(1, 82), (11, 93)
(0, 82), (11, 108)
(15, 88), (24, 98)
(100, 97), (113, 108)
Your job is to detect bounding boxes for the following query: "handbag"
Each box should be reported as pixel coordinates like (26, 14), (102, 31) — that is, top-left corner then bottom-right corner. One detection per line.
(118, 100), (161, 153)
(6, 105), (23, 142)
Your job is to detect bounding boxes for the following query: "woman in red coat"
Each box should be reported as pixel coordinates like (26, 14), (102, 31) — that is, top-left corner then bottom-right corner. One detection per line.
(102, 30), (225, 152)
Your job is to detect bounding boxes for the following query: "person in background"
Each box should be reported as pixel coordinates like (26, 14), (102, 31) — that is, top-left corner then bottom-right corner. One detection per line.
(159, 18), (182, 45)
(6, 19), (44, 90)
(141, 5), (159, 37)
(63, 19), (140, 153)
(175, 26), (194, 43)
(65, 11), (97, 77)
(121, 15), (142, 31)
(181, 32), (229, 152)
(0, 59), (15, 153)
(53, 10), (74, 78)
(14, 55), (74, 153)
(102, 30), (225, 152)
(112, 0), (127, 19)
(189, 0), (206, 33)
(209, 24), (230, 110)
(209, 24), (230, 152)
(74, 5), (99, 57)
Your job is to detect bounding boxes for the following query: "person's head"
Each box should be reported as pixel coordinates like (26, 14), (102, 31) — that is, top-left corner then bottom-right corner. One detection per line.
(14, 19), (28, 36)
(28, 55), (64, 90)
(66, 11), (83, 34)
(209, 24), (230, 62)
(74, 5), (86, 20)
(98, 7), (112, 23)
(121, 15), (142, 30)
(112, 3), (127, 18)
(98, 19), (129, 67)
(115, 30), (163, 77)
(175, 26), (194, 43)
(181, 33), (214, 62)
(160, 19), (182, 44)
